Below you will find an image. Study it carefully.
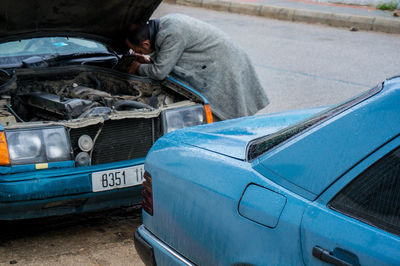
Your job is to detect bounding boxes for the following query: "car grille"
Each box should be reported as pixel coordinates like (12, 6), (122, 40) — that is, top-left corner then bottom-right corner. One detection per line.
(69, 118), (156, 165)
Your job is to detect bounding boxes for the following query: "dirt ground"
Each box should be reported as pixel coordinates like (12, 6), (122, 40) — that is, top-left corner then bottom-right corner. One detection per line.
(0, 207), (145, 266)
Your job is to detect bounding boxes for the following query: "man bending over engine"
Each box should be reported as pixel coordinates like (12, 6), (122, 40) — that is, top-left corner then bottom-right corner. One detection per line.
(126, 14), (269, 120)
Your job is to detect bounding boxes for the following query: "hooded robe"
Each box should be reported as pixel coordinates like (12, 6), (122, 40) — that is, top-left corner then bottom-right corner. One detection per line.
(138, 14), (269, 120)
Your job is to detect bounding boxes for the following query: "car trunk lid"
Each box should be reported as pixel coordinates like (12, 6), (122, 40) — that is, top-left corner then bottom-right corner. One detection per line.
(168, 107), (328, 161)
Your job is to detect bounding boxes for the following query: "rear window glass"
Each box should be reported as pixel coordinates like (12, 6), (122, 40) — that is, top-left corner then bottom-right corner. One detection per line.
(329, 147), (400, 236)
(247, 84), (382, 161)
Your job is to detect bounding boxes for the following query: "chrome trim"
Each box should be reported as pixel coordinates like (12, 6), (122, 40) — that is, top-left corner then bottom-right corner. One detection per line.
(140, 226), (195, 266)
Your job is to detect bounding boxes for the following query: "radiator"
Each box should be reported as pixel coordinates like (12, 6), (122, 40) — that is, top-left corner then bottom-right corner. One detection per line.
(69, 118), (157, 165)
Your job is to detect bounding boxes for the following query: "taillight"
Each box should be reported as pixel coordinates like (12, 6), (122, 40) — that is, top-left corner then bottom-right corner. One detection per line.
(142, 171), (153, 215)
(204, 104), (213, 124)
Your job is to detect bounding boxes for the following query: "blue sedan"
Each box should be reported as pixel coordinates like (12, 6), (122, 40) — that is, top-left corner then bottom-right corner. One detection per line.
(135, 75), (400, 265)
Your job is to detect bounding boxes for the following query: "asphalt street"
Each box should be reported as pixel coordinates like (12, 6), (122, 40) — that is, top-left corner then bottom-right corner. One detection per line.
(1, 3), (399, 265)
(155, 3), (400, 113)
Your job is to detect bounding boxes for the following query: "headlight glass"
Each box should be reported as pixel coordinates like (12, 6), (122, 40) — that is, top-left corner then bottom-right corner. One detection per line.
(6, 127), (71, 165)
(7, 131), (43, 161)
(43, 128), (71, 161)
(162, 105), (207, 134)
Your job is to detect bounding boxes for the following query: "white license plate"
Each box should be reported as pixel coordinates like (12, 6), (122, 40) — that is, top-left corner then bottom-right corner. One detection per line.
(91, 165), (145, 192)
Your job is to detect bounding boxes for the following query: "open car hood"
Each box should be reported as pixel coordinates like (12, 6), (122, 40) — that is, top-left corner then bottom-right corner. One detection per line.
(0, 0), (161, 52)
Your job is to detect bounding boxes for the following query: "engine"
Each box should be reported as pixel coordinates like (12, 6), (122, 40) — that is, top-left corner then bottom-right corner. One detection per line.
(0, 66), (180, 124)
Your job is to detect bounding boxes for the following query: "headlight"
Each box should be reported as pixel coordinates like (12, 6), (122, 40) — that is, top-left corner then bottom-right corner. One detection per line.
(7, 131), (42, 161)
(6, 127), (71, 165)
(162, 105), (207, 134)
(43, 128), (71, 161)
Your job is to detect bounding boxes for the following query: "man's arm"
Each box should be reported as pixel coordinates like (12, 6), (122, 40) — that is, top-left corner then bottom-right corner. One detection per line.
(126, 53), (151, 75)
(138, 33), (185, 80)
(128, 61), (141, 74)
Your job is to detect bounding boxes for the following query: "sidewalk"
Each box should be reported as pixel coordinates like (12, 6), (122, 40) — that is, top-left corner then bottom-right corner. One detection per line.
(164, 0), (400, 33)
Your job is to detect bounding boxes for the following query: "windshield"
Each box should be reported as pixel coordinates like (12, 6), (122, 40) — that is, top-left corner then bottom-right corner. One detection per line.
(247, 84), (383, 161)
(0, 37), (109, 67)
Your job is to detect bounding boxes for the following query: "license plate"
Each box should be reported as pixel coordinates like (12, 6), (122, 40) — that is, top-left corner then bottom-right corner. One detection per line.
(91, 165), (145, 192)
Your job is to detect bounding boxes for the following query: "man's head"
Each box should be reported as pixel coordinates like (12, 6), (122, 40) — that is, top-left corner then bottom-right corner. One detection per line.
(126, 23), (153, 55)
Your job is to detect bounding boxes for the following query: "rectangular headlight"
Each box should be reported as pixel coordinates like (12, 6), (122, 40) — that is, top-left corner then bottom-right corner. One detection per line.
(5, 126), (71, 165)
(161, 105), (207, 134)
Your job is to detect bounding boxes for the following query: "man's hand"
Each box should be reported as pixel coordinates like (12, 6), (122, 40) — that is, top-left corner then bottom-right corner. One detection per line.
(135, 53), (151, 64)
(128, 61), (141, 75)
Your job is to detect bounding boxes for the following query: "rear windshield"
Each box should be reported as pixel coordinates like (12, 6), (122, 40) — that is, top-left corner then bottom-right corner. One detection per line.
(247, 84), (383, 161)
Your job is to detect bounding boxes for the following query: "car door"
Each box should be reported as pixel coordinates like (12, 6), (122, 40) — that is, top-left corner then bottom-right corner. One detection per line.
(301, 139), (400, 265)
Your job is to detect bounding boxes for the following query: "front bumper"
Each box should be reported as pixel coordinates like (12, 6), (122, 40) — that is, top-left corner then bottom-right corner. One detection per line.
(135, 225), (195, 266)
(0, 186), (142, 220)
(0, 159), (144, 220)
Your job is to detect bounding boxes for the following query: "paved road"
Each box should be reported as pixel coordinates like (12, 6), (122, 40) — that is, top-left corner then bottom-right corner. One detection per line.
(1, 3), (399, 265)
(155, 4), (400, 113)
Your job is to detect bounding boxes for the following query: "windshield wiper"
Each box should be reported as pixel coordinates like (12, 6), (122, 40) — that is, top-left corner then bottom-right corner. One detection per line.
(22, 52), (118, 68)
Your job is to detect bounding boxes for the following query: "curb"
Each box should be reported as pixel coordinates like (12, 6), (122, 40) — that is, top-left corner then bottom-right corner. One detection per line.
(164, 0), (400, 34)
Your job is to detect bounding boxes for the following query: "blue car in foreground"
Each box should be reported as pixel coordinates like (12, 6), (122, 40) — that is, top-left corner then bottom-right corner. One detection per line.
(135, 76), (400, 265)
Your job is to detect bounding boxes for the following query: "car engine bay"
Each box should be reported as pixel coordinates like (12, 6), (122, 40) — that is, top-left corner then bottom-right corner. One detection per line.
(0, 64), (207, 166)
(0, 65), (187, 126)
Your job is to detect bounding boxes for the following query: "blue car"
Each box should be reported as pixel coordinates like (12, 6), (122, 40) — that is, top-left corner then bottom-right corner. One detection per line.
(135, 76), (400, 265)
(0, 0), (213, 220)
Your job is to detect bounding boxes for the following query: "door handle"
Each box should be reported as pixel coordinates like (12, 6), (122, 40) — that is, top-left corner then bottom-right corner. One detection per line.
(312, 246), (353, 266)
